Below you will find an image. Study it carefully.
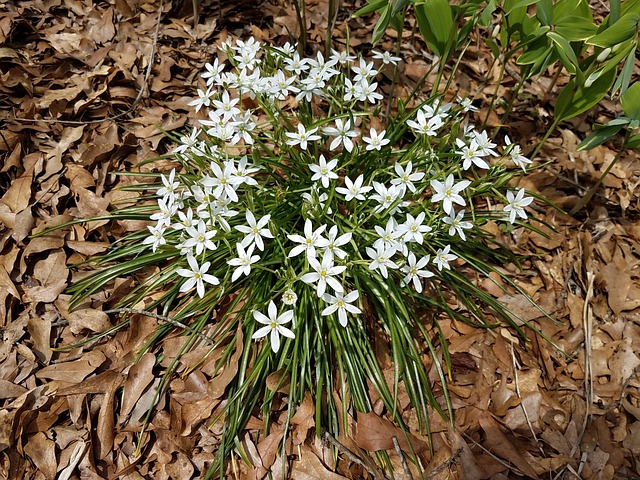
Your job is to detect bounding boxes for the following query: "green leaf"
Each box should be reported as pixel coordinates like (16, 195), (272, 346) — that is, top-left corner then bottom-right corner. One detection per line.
(516, 37), (551, 65)
(555, 15), (598, 41)
(479, 0), (498, 26)
(553, 0), (591, 23)
(555, 68), (617, 121)
(353, 0), (388, 17)
(414, 0), (454, 57)
(547, 31), (580, 75)
(621, 82), (640, 120)
(622, 0), (640, 16)
(372, 3), (392, 45)
(577, 123), (626, 151)
(612, 46), (637, 96)
(390, 0), (410, 16)
(586, 12), (640, 47)
(611, 0), (621, 22)
(626, 133), (640, 149)
(536, 0), (553, 25)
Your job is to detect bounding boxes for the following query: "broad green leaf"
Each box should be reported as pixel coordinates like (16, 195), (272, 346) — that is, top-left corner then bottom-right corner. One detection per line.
(516, 37), (551, 65)
(622, 0), (640, 16)
(537, 0), (553, 25)
(612, 46), (637, 96)
(414, 0), (454, 57)
(372, 3), (392, 45)
(555, 68), (616, 121)
(555, 15), (598, 41)
(506, 0), (539, 10)
(553, 0), (591, 22)
(577, 123), (626, 150)
(621, 82), (640, 120)
(547, 31), (579, 75)
(586, 41), (635, 91)
(390, 0), (410, 16)
(611, 0), (621, 22)
(479, 0), (498, 26)
(586, 12), (640, 47)
(626, 133), (640, 149)
(353, 0), (388, 17)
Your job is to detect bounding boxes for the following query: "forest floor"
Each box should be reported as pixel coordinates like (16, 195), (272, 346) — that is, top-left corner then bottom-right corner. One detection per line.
(1, 0), (640, 478)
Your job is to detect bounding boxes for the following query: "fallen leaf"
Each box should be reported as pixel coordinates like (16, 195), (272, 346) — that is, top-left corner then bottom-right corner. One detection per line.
(355, 411), (429, 454)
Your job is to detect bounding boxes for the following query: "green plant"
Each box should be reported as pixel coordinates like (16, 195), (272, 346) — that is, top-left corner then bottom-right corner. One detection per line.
(60, 38), (550, 476)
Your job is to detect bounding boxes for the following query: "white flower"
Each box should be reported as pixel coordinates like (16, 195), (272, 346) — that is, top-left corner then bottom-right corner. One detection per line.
(323, 225), (352, 261)
(456, 138), (489, 170)
(504, 135), (532, 171)
(188, 87), (213, 112)
(173, 208), (195, 231)
(285, 123), (321, 150)
(336, 174), (372, 201)
(227, 242), (260, 282)
(373, 217), (404, 253)
(321, 290), (361, 327)
(430, 174), (471, 214)
(252, 301), (295, 353)
(371, 50), (401, 66)
(283, 51), (309, 75)
(201, 161), (243, 202)
(150, 198), (177, 227)
(301, 251), (346, 297)
(401, 253), (434, 293)
(458, 97), (477, 112)
(355, 79), (383, 104)
(282, 288), (298, 306)
(212, 90), (241, 121)
(177, 255), (220, 298)
(309, 154), (339, 188)
(366, 245), (398, 279)
(442, 209), (473, 240)
(504, 188), (534, 224)
(142, 224), (167, 252)
(287, 219), (329, 259)
(433, 245), (457, 271)
(370, 182), (403, 213)
(235, 211), (273, 251)
(391, 161), (424, 194)
(363, 128), (390, 151)
(352, 58), (378, 82)
(157, 169), (180, 202)
(322, 118), (358, 152)
(472, 130), (499, 157)
(329, 49), (355, 65)
(201, 59), (224, 86)
(179, 220), (217, 255)
(235, 156), (260, 186)
(407, 110), (443, 137)
(397, 212), (432, 244)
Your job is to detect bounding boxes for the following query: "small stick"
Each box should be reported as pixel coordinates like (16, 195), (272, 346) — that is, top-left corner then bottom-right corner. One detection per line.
(104, 308), (215, 345)
(424, 447), (462, 479)
(392, 437), (413, 480)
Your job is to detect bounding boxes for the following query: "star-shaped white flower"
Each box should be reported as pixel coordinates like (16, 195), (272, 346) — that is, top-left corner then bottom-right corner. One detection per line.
(336, 174), (372, 201)
(177, 255), (220, 298)
(235, 211), (273, 251)
(504, 188), (534, 224)
(285, 123), (321, 150)
(301, 251), (346, 297)
(287, 219), (329, 259)
(309, 155), (339, 188)
(322, 118), (359, 152)
(252, 301), (295, 353)
(396, 212), (432, 244)
(442, 209), (473, 240)
(391, 161), (425, 194)
(227, 242), (260, 282)
(363, 128), (390, 151)
(366, 245), (398, 279)
(430, 174), (471, 214)
(321, 290), (361, 327)
(401, 252), (434, 293)
(433, 245), (457, 271)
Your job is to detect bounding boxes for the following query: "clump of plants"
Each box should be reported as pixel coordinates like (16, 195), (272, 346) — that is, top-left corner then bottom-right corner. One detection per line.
(68, 37), (545, 474)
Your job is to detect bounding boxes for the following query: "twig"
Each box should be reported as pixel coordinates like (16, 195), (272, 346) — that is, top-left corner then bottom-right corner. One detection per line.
(424, 447), (462, 480)
(104, 308), (215, 345)
(323, 431), (387, 480)
(10, 0), (164, 126)
(461, 431), (525, 475)
(392, 437), (413, 480)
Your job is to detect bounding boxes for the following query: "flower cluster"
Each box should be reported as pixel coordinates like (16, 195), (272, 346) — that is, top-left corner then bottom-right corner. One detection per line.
(141, 38), (534, 354)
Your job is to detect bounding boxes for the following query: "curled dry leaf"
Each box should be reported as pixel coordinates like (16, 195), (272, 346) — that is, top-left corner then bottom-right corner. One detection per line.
(354, 411), (429, 454)
(23, 432), (57, 480)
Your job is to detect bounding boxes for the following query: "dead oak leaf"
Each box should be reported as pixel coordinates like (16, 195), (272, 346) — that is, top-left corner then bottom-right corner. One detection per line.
(355, 411), (429, 454)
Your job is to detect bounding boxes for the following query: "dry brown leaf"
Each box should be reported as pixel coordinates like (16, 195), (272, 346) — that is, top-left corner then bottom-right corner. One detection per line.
(68, 309), (112, 334)
(23, 432), (57, 480)
(0, 174), (32, 213)
(355, 411), (429, 454)
(36, 350), (106, 382)
(290, 447), (347, 480)
(120, 352), (156, 418)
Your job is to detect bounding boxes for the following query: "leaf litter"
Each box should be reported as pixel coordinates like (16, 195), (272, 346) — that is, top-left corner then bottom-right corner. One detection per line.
(1, 0), (639, 478)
